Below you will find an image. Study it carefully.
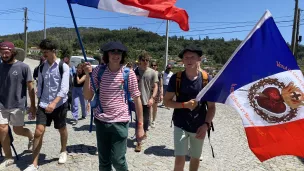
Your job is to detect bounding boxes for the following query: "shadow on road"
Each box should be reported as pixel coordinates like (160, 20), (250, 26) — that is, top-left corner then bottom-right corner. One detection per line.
(127, 138), (136, 149)
(14, 150), (57, 170)
(144, 145), (174, 157)
(72, 124), (96, 132)
(67, 144), (97, 155)
(297, 157), (304, 164)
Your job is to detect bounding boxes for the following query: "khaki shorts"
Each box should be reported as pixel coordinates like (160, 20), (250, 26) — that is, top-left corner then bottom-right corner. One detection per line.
(174, 126), (204, 159)
(0, 108), (25, 126)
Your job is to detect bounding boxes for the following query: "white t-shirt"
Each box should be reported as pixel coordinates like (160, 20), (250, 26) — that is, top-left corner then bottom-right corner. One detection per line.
(162, 71), (173, 85)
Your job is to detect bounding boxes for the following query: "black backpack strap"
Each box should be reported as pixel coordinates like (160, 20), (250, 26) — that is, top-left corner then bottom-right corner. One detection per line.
(39, 63), (45, 98)
(39, 63), (44, 73)
(59, 60), (64, 79)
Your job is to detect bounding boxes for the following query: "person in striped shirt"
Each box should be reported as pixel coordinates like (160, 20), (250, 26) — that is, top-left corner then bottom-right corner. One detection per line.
(83, 41), (144, 171)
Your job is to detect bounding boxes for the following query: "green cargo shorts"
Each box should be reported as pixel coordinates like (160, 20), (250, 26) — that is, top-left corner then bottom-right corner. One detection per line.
(174, 126), (204, 159)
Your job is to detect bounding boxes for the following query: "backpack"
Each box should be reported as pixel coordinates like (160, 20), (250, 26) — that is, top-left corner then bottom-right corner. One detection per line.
(90, 65), (135, 131)
(39, 61), (64, 97)
(175, 70), (215, 158)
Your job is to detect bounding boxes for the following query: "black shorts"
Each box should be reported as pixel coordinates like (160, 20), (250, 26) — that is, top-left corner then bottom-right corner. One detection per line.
(36, 102), (68, 129)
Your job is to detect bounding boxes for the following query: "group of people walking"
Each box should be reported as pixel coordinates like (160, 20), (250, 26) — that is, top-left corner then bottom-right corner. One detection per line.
(0, 39), (216, 171)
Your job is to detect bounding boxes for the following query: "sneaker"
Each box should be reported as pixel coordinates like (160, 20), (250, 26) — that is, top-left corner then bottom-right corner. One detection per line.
(58, 151), (67, 164)
(28, 137), (34, 151)
(23, 164), (39, 171)
(200, 156), (203, 161)
(134, 143), (142, 152)
(0, 158), (14, 170)
(151, 121), (155, 128)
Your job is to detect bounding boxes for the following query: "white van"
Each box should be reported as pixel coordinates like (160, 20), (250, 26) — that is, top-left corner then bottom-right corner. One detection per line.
(70, 56), (99, 68)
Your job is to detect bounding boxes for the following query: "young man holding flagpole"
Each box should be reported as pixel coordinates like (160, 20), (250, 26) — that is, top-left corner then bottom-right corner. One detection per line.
(164, 45), (216, 171)
(83, 41), (144, 171)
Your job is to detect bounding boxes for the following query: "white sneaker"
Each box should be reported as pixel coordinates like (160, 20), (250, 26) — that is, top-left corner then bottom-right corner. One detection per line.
(0, 158), (14, 170)
(200, 156), (203, 161)
(28, 137), (34, 151)
(23, 164), (39, 171)
(58, 151), (67, 164)
(151, 121), (155, 128)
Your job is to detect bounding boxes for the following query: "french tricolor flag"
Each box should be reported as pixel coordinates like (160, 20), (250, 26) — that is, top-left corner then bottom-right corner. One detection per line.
(68, 0), (189, 31)
(196, 10), (304, 162)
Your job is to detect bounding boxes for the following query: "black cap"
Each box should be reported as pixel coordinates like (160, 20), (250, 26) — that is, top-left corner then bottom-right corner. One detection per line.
(100, 41), (128, 52)
(178, 45), (203, 58)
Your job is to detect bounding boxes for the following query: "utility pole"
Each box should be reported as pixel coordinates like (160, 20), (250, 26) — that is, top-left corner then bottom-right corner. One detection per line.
(24, 7), (28, 56)
(44, 0), (46, 39)
(295, 8), (301, 58)
(291, 0), (299, 56)
(165, 20), (169, 69)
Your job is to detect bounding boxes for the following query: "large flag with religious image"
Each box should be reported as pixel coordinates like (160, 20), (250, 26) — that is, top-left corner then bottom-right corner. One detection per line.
(196, 10), (304, 162)
(68, 0), (189, 31)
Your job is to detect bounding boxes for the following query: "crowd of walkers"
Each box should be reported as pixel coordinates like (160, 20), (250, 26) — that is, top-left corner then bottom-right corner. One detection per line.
(0, 39), (216, 171)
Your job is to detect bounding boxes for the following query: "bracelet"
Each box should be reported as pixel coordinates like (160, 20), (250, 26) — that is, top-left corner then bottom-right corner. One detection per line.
(138, 122), (143, 126)
(181, 102), (185, 108)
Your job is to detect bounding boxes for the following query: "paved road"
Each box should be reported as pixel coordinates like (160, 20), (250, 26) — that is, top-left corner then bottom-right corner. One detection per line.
(2, 58), (304, 171)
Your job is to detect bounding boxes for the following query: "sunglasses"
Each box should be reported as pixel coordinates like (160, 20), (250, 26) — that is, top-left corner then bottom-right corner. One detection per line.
(141, 59), (149, 62)
(109, 50), (123, 55)
(152, 65), (157, 67)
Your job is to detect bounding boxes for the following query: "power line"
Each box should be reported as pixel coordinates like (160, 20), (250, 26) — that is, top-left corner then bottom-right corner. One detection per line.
(158, 19), (294, 34)
(0, 10), (23, 15)
(189, 15), (293, 24)
(0, 8), (24, 13)
(155, 20), (165, 33)
(181, 24), (297, 38)
(27, 18), (298, 37)
(0, 18), (23, 21)
(167, 16), (294, 32)
(28, 8), (293, 25)
(28, 18), (295, 32)
(28, 18), (162, 27)
(28, 9), (131, 19)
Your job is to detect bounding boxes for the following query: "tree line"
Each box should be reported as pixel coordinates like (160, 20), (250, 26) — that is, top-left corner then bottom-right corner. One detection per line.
(1, 27), (304, 70)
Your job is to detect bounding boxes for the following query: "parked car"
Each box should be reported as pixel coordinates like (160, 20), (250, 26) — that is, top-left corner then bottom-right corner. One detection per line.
(70, 56), (99, 68)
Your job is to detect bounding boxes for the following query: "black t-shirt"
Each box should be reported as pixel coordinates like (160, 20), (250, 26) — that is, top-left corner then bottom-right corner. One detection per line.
(167, 71), (208, 133)
(73, 74), (85, 87)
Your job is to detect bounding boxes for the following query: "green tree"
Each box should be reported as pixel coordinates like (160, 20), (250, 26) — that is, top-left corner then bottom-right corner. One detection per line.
(13, 39), (24, 49)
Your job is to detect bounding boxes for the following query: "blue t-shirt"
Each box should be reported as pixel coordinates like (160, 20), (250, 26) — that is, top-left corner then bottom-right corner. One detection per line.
(167, 71), (210, 133)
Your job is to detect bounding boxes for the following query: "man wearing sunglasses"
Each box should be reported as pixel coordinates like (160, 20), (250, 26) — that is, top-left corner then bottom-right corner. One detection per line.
(134, 51), (158, 152)
(0, 42), (35, 170)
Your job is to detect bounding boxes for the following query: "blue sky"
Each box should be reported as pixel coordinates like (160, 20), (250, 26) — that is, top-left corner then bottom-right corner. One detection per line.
(0, 0), (302, 44)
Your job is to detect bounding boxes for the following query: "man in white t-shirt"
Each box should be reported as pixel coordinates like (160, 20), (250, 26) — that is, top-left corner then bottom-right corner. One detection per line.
(162, 64), (173, 106)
